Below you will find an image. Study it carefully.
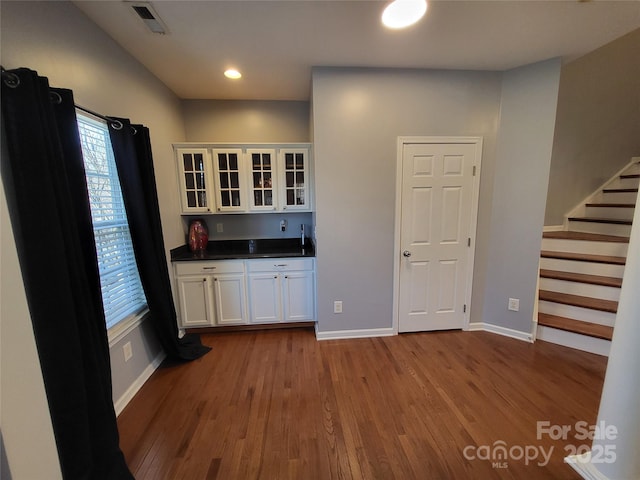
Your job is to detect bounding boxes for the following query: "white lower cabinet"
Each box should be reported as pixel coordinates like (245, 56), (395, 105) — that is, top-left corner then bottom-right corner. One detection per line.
(282, 270), (315, 322)
(247, 258), (315, 324)
(174, 260), (247, 327)
(212, 273), (247, 325)
(176, 276), (215, 327)
(247, 273), (282, 323)
(174, 258), (315, 328)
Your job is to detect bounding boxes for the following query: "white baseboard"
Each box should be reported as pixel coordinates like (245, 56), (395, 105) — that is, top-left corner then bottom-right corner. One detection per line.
(114, 350), (166, 416)
(315, 325), (396, 341)
(543, 225), (565, 232)
(467, 322), (534, 342)
(537, 325), (610, 356)
(466, 322), (484, 332)
(565, 452), (610, 480)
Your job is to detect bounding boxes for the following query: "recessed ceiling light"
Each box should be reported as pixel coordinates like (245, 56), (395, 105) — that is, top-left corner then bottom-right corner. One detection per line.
(382, 0), (428, 29)
(224, 69), (242, 79)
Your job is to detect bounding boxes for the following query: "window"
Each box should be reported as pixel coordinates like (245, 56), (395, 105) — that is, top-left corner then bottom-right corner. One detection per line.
(77, 113), (147, 330)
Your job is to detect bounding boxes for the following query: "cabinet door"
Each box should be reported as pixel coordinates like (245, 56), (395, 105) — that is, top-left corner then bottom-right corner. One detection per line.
(176, 276), (215, 327)
(213, 274), (247, 324)
(282, 271), (315, 322)
(212, 148), (246, 212)
(279, 148), (310, 211)
(176, 149), (213, 213)
(247, 149), (278, 212)
(248, 273), (282, 323)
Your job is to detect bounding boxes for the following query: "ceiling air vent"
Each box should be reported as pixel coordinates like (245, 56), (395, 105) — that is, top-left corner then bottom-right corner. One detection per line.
(128, 2), (168, 35)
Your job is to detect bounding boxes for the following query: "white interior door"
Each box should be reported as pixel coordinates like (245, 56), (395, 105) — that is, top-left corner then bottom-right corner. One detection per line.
(397, 139), (480, 333)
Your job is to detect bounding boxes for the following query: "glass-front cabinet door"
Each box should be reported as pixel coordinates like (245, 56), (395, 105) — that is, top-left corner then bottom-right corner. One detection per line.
(176, 148), (213, 213)
(212, 148), (245, 212)
(247, 149), (278, 211)
(279, 148), (310, 210)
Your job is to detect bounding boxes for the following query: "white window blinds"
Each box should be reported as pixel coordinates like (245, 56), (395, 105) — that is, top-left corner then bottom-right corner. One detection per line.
(77, 113), (147, 329)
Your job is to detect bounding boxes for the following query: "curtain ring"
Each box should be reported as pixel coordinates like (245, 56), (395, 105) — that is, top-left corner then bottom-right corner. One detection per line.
(131, 126), (138, 135)
(110, 120), (124, 130)
(1, 70), (20, 89)
(50, 91), (62, 105)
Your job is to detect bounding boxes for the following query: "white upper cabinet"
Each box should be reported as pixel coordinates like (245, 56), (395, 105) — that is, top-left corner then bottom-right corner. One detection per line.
(176, 148), (214, 214)
(174, 143), (312, 214)
(279, 148), (310, 211)
(247, 148), (278, 212)
(211, 148), (246, 212)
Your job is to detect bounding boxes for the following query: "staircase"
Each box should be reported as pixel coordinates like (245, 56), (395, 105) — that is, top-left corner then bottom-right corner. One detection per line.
(536, 158), (639, 356)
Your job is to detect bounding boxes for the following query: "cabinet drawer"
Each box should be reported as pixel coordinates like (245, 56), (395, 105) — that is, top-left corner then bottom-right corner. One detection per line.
(247, 258), (314, 273)
(175, 260), (245, 276)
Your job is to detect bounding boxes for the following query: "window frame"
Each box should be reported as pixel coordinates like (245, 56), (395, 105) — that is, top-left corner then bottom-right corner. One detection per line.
(76, 111), (149, 345)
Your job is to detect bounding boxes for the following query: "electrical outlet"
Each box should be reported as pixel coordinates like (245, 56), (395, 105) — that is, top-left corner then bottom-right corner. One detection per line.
(508, 298), (520, 312)
(123, 341), (133, 362)
(334, 301), (343, 314)
(216, 223), (223, 233)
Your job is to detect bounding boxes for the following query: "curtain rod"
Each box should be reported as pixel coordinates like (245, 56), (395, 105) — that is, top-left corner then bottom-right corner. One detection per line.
(48, 90), (125, 130)
(74, 103), (124, 130)
(2, 67), (133, 132)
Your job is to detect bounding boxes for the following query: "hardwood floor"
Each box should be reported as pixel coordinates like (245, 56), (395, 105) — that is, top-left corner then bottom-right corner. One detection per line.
(117, 328), (607, 479)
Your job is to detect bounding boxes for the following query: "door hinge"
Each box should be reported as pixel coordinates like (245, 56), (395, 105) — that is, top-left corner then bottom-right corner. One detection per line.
(463, 304), (467, 313)
(468, 237), (471, 247)
(473, 165), (477, 176)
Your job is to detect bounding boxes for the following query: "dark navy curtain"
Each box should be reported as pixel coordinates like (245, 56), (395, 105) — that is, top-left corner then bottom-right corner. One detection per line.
(1, 67), (133, 479)
(108, 120), (211, 360)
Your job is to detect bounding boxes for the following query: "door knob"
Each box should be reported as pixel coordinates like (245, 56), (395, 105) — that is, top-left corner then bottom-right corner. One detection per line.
(403, 250), (412, 257)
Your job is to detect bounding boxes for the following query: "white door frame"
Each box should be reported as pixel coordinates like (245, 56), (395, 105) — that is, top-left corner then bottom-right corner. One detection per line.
(392, 136), (483, 334)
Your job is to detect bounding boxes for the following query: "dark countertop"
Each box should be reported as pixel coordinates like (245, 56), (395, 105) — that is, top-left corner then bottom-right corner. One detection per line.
(171, 238), (315, 261)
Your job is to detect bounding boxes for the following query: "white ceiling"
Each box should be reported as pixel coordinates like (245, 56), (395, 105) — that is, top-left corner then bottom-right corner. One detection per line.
(73, 0), (640, 101)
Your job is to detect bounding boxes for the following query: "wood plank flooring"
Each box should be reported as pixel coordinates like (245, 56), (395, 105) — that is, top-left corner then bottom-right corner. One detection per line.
(539, 268), (623, 288)
(537, 313), (614, 341)
(542, 231), (630, 243)
(538, 289), (618, 313)
(117, 328), (607, 479)
(540, 250), (626, 265)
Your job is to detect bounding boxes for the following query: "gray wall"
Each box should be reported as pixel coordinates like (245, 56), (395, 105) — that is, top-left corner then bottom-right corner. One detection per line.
(312, 62), (561, 336)
(482, 59), (562, 333)
(182, 100), (310, 142)
(545, 28), (640, 225)
(311, 68), (503, 333)
(0, 2), (184, 477)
